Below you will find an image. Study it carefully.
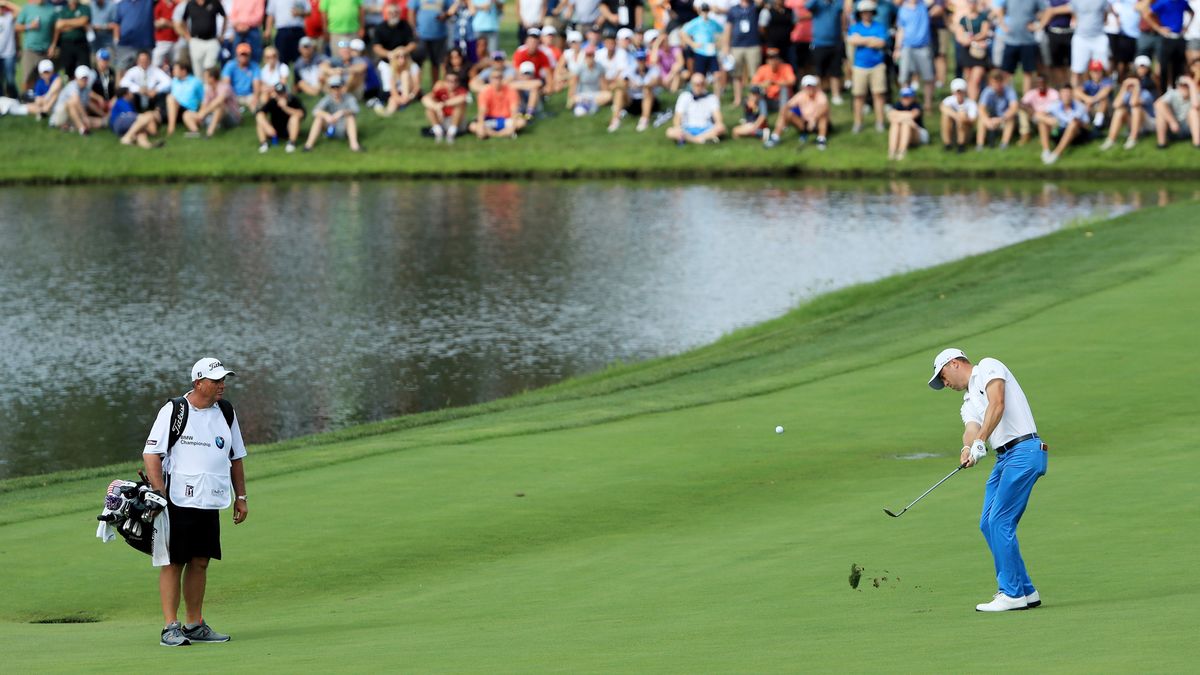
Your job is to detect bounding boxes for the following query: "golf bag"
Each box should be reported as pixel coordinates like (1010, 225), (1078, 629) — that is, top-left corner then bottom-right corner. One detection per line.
(96, 472), (168, 555)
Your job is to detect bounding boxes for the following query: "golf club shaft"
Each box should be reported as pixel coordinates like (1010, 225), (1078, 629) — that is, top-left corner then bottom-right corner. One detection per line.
(901, 462), (968, 511)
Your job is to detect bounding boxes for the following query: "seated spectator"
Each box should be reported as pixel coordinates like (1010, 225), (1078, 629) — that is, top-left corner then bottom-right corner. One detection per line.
(320, 39), (369, 96)
(445, 47), (472, 84)
(378, 49), (422, 114)
(666, 71), (726, 144)
(751, 48), (797, 111)
(198, 65), (242, 136)
(1019, 74), (1059, 144)
(112, 86), (164, 148)
(421, 69), (468, 142)
(354, 38), (386, 105)
(598, 28), (634, 131)
(768, 74), (830, 149)
(1153, 75), (1199, 148)
(470, 50), (514, 92)
(222, 42), (262, 108)
(732, 84), (771, 141)
(256, 82), (306, 152)
(847, 0), (888, 133)
(887, 85), (927, 160)
(165, 61), (204, 135)
(568, 46), (613, 116)
(294, 37), (329, 96)
(25, 59), (63, 118)
(303, 75), (363, 150)
(1037, 83), (1091, 163)
(257, 46), (291, 107)
(50, 65), (105, 134)
(470, 69), (525, 138)
(977, 69), (1018, 149)
(513, 27), (556, 84)
(645, 28), (684, 92)
(623, 49), (666, 131)
(554, 30), (586, 93)
(514, 61), (545, 118)
(88, 49), (120, 117)
(1077, 59), (1114, 127)
(940, 77), (977, 152)
(119, 50), (172, 113)
(1102, 54), (1158, 149)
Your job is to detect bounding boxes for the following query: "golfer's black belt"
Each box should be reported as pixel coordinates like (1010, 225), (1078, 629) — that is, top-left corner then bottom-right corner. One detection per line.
(996, 433), (1040, 455)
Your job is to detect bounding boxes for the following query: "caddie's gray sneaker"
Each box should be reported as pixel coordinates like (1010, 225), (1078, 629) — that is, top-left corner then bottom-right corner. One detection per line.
(160, 622), (191, 647)
(182, 620), (230, 643)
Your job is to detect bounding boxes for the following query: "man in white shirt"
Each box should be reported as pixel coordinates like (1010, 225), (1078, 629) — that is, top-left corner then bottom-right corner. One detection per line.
(667, 71), (726, 143)
(143, 357), (249, 646)
(939, 76), (977, 151)
(119, 49), (173, 111)
(929, 348), (1047, 613)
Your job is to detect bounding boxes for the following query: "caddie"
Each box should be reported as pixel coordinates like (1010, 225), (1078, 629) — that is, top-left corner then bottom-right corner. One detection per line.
(928, 348), (1047, 612)
(143, 357), (249, 646)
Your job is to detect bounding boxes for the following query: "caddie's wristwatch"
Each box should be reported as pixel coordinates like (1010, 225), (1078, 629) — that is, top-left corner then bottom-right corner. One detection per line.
(236, 495), (247, 502)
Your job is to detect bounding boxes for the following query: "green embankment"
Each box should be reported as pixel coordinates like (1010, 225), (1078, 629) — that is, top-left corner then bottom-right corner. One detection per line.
(2, 207), (1198, 671)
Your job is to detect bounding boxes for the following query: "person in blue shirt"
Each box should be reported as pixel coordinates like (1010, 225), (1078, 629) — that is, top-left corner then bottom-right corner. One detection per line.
(166, 61), (205, 135)
(1141, 0), (1189, 88)
(894, 0), (934, 110)
(416, 0), (456, 88)
(1036, 82), (1090, 163)
(221, 42), (262, 105)
(848, 0), (888, 132)
(681, 4), (726, 95)
(112, 86), (164, 148)
(807, 0), (845, 104)
(724, 0), (761, 107)
(977, 68), (1018, 148)
(1076, 58), (1113, 126)
(886, 85), (927, 159)
(113, 0), (155, 72)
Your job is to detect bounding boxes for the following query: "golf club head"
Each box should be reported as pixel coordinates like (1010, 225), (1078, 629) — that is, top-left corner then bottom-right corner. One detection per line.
(883, 508), (904, 518)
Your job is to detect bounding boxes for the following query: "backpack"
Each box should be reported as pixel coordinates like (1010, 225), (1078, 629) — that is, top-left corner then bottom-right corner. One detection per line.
(167, 396), (236, 459)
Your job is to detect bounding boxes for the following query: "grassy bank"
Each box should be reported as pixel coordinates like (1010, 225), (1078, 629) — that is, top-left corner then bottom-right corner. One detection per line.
(2, 206), (1199, 671)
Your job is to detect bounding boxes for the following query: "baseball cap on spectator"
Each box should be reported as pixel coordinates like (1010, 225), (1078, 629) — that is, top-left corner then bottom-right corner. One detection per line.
(299, 37), (314, 48)
(900, 86), (915, 97)
(542, 25), (557, 35)
(519, 61), (535, 74)
(801, 74), (819, 87)
(38, 59), (54, 74)
(634, 49), (647, 60)
(617, 27), (634, 40)
(1134, 55), (1152, 68)
(1087, 60), (1105, 72)
(191, 357), (236, 383)
(74, 65), (91, 79)
(699, 3), (710, 11)
(491, 50), (506, 61)
(527, 27), (540, 37)
(567, 30), (583, 43)
(236, 43), (252, 56)
(950, 77), (968, 92)
(857, 0), (877, 12)
(748, 85), (764, 96)
(350, 38), (366, 51)
(97, 48), (111, 61)
(274, 82), (287, 93)
(329, 75), (345, 87)
(644, 29), (660, 43)
(602, 27), (617, 39)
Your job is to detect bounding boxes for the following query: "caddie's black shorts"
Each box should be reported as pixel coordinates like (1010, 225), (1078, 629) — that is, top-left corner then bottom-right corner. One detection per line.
(167, 501), (222, 563)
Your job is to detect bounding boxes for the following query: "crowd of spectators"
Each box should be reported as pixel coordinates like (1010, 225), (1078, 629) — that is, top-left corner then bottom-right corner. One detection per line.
(0, 0), (1198, 160)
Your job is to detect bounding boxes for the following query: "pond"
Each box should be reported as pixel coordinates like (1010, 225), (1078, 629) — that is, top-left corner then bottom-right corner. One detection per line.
(0, 179), (1181, 478)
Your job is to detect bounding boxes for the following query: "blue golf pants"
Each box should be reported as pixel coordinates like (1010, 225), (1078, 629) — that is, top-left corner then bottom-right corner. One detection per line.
(979, 438), (1047, 598)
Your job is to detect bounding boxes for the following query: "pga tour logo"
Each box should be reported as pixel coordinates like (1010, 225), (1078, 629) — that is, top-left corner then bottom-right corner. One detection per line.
(215, 436), (225, 449)
(185, 485), (194, 497)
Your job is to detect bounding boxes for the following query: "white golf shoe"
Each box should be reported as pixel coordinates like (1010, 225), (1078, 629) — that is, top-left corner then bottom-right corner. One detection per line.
(976, 592), (1028, 612)
(1025, 590), (1041, 608)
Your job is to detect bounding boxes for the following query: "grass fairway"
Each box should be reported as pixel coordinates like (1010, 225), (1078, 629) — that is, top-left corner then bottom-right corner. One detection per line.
(2, 206), (1199, 671)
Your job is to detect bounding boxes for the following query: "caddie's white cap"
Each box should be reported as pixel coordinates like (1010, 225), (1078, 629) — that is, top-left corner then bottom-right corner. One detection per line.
(928, 348), (965, 390)
(191, 357), (236, 383)
(38, 59), (54, 74)
(950, 78), (968, 93)
(801, 74), (820, 87)
(617, 27), (634, 40)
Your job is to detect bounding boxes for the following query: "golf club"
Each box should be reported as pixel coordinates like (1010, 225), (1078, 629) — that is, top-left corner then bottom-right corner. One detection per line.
(883, 461), (968, 518)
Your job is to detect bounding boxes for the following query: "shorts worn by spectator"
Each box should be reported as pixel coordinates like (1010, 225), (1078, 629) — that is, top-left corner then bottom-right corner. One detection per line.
(142, 357), (248, 647)
(257, 81), (306, 152)
(940, 78), (978, 151)
(421, 70), (468, 142)
(303, 75), (363, 150)
(666, 71), (726, 144)
(470, 69), (526, 138)
(1036, 83), (1091, 163)
(887, 86), (928, 159)
(769, 74), (829, 148)
(1153, 76), (1200, 148)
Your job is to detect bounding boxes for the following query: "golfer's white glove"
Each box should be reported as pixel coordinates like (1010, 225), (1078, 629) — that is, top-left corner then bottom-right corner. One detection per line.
(969, 439), (988, 462)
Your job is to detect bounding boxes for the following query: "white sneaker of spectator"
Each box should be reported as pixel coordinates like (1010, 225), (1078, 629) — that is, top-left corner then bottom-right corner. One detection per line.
(636, 117), (649, 132)
(433, 124), (444, 143)
(446, 125), (457, 144)
(607, 118), (620, 133)
(259, 143), (269, 154)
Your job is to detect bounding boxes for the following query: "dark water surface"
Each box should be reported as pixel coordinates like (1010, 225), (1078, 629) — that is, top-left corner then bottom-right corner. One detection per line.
(0, 179), (1177, 478)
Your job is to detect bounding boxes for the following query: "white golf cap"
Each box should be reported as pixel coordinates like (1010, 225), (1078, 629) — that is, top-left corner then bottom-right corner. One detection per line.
(38, 59), (54, 74)
(928, 348), (966, 390)
(541, 24), (557, 35)
(349, 38), (366, 52)
(1134, 54), (1152, 68)
(74, 65), (91, 79)
(519, 60), (536, 74)
(950, 77), (968, 93)
(617, 27), (634, 40)
(191, 357), (236, 383)
(801, 74), (820, 87)
(567, 30), (583, 43)
(644, 29), (660, 43)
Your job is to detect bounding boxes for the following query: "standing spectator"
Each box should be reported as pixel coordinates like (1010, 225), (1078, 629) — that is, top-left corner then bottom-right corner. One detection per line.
(886, 85), (926, 158)
(575, 0), (606, 29)
(112, 86), (164, 147)
(1140, 0), (1189, 89)
(763, 0), (796, 63)
(415, 0), (454, 87)
(977, 68), (1018, 148)
(362, 0), (385, 42)
(373, 3), (416, 58)
(514, 26), (556, 80)
(472, 0), (502, 55)
(199, 64), (243, 134)
(681, 4), (724, 95)
(1038, 0), (1073, 86)
(178, 0), (226, 74)
(322, 0), (364, 47)
(731, 83), (770, 139)
(724, 0), (761, 107)
(51, 0), (93, 80)
(806, 0), (844, 104)
(848, 0), (887, 132)
(115, 0), (157, 73)
(1018, 72), (1059, 142)
(447, 0), (476, 59)
(119, 49), (172, 111)
(1052, 0), (1107, 87)
(293, 36), (328, 93)
(601, 0), (642, 32)
(471, 69), (525, 137)
(166, 60), (205, 134)
(996, 0), (1043, 91)
(1106, 0), (1140, 80)
(953, 0), (991, 100)
(1186, 0), (1200, 65)
(518, 0), (546, 43)
(305, 0), (327, 53)
(927, 0), (947, 86)
(151, 0), (180, 68)
(1153, 74), (1199, 147)
(266, 0), (309, 65)
(257, 44), (290, 104)
(229, 0), (266, 62)
(667, 0), (698, 30)
(257, 81), (305, 151)
(421, 68), (468, 140)
(1077, 58), (1113, 125)
(1036, 82), (1090, 162)
(768, 72), (829, 145)
(91, 0), (121, 55)
(894, 0), (933, 110)
(1101, 53), (1156, 148)
(751, 46), (797, 109)
(304, 75), (363, 148)
(221, 41), (262, 106)
(940, 76), (977, 151)
(667, 70), (726, 142)
(15, 0), (58, 91)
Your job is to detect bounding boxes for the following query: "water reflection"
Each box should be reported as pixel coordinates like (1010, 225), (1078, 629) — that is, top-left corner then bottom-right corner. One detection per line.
(0, 179), (1186, 478)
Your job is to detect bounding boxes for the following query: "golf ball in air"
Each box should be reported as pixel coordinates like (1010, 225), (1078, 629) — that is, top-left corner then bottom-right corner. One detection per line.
(775, 426), (784, 434)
